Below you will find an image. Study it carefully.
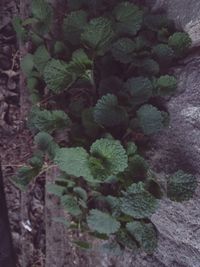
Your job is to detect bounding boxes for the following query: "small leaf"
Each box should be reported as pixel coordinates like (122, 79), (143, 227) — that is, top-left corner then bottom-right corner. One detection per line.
(33, 45), (50, 74)
(116, 229), (138, 250)
(90, 138), (128, 177)
(94, 94), (128, 127)
(54, 147), (93, 182)
(63, 10), (88, 45)
(127, 155), (149, 180)
(168, 32), (191, 56)
(137, 104), (165, 135)
(113, 2), (143, 36)
(61, 195), (82, 216)
(21, 54), (34, 77)
(167, 170), (197, 202)
(73, 187), (88, 201)
(156, 75), (177, 95)
(126, 221), (157, 254)
(46, 184), (65, 197)
(81, 17), (115, 56)
(111, 38), (136, 63)
(139, 59), (160, 76)
(72, 240), (92, 250)
(44, 59), (75, 93)
(126, 142), (137, 156)
(120, 182), (158, 219)
(152, 44), (174, 64)
(125, 77), (153, 106)
(87, 209), (120, 234)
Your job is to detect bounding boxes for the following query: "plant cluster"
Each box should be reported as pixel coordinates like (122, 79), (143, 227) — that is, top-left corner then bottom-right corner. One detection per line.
(12, 0), (197, 253)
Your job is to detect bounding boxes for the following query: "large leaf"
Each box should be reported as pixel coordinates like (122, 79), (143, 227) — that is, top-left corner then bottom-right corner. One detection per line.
(94, 94), (128, 127)
(44, 59), (75, 93)
(113, 2), (143, 36)
(111, 38), (136, 64)
(125, 77), (153, 106)
(120, 182), (158, 219)
(63, 10), (88, 45)
(81, 17), (115, 56)
(137, 104), (165, 135)
(54, 147), (93, 181)
(87, 209), (120, 234)
(90, 138), (128, 178)
(167, 170), (197, 202)
(33, 45), (50, 73)
(126, 221), (157, 254)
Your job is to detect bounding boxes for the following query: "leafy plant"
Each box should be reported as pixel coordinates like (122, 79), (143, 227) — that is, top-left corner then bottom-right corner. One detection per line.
(13, 0), (197, 255)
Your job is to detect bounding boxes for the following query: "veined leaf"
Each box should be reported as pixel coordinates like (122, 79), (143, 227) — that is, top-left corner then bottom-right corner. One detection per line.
(61, 195), (82, 216)
(87, 209), (120, 234)
(54, 147), (94, 182)
(81, 17), (115, 56)
(126, 221), (157, 254)
(120, 182), (158, 219)
(33, 45), (50, 74)
(113, 2), (143, 36)
(156, 75), (177, 95)
(94, 94), (128, 127)
(111, 38), (136, 64)
(63, 10), (88, 45)
(167, 170), (197, 202)
(137, 104), (165, 135)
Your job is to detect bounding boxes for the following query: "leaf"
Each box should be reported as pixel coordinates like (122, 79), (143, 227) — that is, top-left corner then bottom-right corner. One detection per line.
(94, 94), (128, 127)
(32, 109), (71, 133)
(101, 241), (122, 255)
(21, 54), (34, 77)
(127, 155), (149, 180)
(12, 16), (27, 42)
(33, 45), (50, 73)
(63, 10), (88, 45)
(113, 2), (143, 36)
(111, 38), (136, 64)
(90, 138), (128, 176)
(126, 221), (157, 254)
(54, 147), (94, 182)
(81, 17), (115, 56)
(61, 195), (82, 216)
(139, 59), (160, 76)
(44, 59), (75, 93)
(11, 166), (38, 191)
(120, 182), (158, 219)
(156, 75), (177, 95)
(72, 240), (92, 250)
(126, 142), (137, 156)
(46, 184), (65, 197)
(116, 229), (138, 250)
(137, 104), (165, 135)
(125, 77), (153, 106)
(87, 209), (120, 234)
(73, 187), (88, 201)
(152, 44), (174, 64)
(168, 32), (191, 56)
(167, 170), (197, 202)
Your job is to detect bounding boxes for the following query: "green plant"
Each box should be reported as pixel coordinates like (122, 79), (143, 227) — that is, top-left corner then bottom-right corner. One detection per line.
(12, 0), (197, 254)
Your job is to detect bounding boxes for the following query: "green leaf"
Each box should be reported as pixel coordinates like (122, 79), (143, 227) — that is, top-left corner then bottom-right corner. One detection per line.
(44, 59), (75, 93)
(168, 32), (191, 56)
(139, 59), (160, 76)
(12, 16), (27, 42)
(116, 229), (138, 250)
(87, 209), (120, 234)
(101, 241), (122, 255)
(94, 94), (128, 127)
(34, 132), (53, 151)
(46, 184), (65, 197)
(54, 147), (93, 181)
(125, 77), (153, 106)
(120, 182), (158, 219)
(113, 2), (143, 36)
(127, 155), (149, 180)
(63, 10), (88, 45)
(90, 138), (128, 176)
(81, 17), (115, 56)
(126, 221), (157, 254)
(126, 142), (137, 156)
(73, 187), (88, 201)
(21, 54), (34, 77)
(111, 38), (136, 64)
(156, 75), (177, 95)
(33, 45), (50, 74)
(167, 170), (197, 202)
(32, 109), (71, 133)
(61, 195), (82, 216)
(137, 104), (165, 135)
(72, 240), (92, 250)
(152, 44), (174, 64)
